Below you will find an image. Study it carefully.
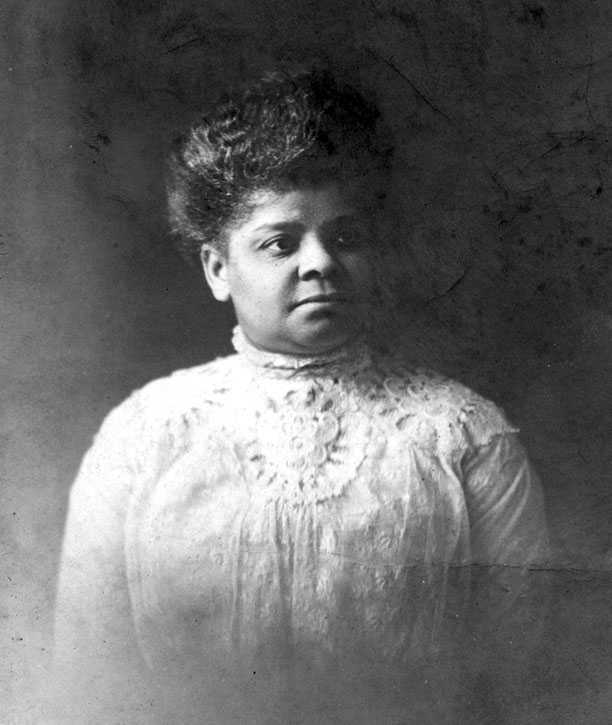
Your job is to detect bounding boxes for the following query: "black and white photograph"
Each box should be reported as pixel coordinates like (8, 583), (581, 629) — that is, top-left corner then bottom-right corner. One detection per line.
(3, 2), (612, 723)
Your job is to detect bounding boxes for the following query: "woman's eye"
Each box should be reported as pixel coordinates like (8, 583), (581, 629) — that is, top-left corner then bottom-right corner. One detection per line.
(331, 225), (368, 249)
(334, 233), (353, 247)
(262, 235), (295, 253)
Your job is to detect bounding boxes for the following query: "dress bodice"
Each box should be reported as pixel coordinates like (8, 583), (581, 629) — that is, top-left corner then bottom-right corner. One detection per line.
(55, 330), (548, 723)
(112, 331), (521, 672)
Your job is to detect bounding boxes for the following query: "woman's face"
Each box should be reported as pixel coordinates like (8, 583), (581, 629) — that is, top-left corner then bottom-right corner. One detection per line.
(202, 183), (377, 355)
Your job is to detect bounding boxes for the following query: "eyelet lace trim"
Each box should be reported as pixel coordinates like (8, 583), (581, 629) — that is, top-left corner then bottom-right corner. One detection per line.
(152, 332), (516, 506)
(242, 375), (379, 505)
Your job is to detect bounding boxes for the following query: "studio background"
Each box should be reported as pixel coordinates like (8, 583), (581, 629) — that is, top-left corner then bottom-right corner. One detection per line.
(3, 0), (612, 721)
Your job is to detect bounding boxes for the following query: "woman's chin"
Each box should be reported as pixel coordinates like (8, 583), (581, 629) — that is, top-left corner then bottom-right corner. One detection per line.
(290, 318), (361, 354)
(241, 314), (363, 356)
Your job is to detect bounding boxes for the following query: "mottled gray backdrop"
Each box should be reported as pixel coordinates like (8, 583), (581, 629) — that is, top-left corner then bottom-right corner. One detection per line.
(3, 0), (612, 721)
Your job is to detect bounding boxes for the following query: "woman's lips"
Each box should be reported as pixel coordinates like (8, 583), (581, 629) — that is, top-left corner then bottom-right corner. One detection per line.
(292, 293), (351, 308)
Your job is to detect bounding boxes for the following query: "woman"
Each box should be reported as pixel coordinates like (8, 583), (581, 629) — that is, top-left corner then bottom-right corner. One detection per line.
(53, 70), (548, 724)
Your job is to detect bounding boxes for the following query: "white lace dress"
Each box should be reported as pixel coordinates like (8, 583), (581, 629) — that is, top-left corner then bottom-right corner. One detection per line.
(53, 328), (548, 723)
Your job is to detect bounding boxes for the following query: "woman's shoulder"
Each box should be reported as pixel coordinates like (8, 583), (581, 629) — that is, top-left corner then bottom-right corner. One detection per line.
(98, 354), (241, 436)
(375, 354), (519, 448)
(139, 353), (238, 399)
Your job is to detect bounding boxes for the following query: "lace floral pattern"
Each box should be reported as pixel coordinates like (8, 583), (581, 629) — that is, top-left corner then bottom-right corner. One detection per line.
(240, 379), (373, 504)
(223, 328), (511, 506)
(141, 327), (518, 509)
(113, 327), (536, 669)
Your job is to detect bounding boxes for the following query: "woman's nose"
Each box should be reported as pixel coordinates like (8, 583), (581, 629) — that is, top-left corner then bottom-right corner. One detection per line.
(297, 233), (337, 279)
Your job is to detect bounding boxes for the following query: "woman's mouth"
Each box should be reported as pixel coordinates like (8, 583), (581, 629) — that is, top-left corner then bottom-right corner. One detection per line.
(292, 293), (351, 308)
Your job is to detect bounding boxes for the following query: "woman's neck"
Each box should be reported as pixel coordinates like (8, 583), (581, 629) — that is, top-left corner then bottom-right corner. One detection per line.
(231, 326), (371, 374)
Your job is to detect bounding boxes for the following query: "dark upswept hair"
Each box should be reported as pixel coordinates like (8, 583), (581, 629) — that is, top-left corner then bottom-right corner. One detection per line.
(167, 69), (393, 262)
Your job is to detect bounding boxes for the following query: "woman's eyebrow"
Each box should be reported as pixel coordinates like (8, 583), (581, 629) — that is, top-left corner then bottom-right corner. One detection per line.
(321, 213), (363, 228)
(250, 213), (360, 235)
(252, 220), (303, 233)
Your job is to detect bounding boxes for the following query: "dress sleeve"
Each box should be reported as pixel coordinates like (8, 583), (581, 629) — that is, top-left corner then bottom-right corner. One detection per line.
(459, 428), (551, 716)
(462, 431), (548, 568)
(51, 397), (153, 723)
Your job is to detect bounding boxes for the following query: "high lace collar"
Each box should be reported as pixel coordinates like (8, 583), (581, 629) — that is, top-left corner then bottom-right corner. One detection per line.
(231, 326), (372, 377)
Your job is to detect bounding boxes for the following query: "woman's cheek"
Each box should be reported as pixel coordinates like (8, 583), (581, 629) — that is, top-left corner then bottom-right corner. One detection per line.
(350, 257), (375, 288)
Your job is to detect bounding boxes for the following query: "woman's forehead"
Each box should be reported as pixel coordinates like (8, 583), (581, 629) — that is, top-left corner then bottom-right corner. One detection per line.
(235, 184), (364, 230)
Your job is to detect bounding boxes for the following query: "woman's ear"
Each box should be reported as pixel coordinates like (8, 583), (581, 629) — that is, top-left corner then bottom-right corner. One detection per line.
(200, 245), (231, 302)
